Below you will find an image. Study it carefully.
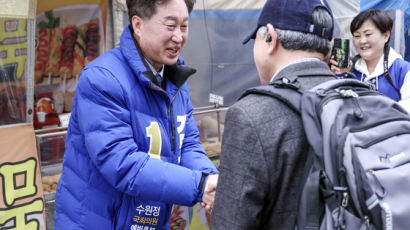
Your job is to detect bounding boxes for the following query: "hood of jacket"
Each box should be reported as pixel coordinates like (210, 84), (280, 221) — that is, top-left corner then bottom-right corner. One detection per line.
(354, 47), (403, 81)
(120, 25), (196, 91)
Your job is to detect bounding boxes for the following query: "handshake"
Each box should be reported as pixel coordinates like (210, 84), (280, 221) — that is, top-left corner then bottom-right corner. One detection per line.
(200, 174), (219, 212)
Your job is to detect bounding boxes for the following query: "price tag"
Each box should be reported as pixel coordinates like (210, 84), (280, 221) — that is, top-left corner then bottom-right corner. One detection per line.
(58, 113), (71, 128)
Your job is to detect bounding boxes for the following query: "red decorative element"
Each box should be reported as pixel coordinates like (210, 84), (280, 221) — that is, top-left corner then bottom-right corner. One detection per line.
(59, 26), (78, 72)
(35, 28), (50, 71)
(85, 22), (99, 63)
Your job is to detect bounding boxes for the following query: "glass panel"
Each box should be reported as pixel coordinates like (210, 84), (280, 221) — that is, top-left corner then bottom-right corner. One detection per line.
(33, 1), (109, 130)
(38, 133), (66, 166)
(194, 108), (226, 143)
(0, 18), (28, 125)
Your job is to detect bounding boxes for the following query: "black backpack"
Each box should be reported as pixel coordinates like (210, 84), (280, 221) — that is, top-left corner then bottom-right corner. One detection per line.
(242, 75), (410, 230)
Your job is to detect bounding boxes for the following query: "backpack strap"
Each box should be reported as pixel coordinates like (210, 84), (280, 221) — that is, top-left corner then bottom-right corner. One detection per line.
(297, 149), (322, 230)
(240, 75), (303, 114)
(383, 46), (401, 99)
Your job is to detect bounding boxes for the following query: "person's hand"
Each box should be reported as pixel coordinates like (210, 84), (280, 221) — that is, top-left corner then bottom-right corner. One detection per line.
(329, 55), (352, 75)
(200, 174), (218, 213)
(169, 205), (187, 230)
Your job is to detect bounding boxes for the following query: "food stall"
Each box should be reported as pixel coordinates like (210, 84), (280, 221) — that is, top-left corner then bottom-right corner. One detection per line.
(0, 0), (113, 228)
(32, 0), (113, 228)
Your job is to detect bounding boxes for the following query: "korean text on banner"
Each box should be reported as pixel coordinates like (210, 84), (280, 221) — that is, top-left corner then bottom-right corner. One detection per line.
(0, 124), (45, 229)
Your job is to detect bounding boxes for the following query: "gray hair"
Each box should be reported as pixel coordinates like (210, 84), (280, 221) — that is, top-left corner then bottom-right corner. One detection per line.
(256, 26), (268, 39)
(127, 0), (196, 22)
(276, 7), (333, 56)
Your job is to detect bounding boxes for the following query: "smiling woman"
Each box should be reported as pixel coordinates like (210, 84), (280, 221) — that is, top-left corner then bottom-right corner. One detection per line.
(350, 9), (392, 74)
(330, 9), (410, 112)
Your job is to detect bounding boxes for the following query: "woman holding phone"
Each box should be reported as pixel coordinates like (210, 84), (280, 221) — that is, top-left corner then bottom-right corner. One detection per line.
(330, 9), (410, 111)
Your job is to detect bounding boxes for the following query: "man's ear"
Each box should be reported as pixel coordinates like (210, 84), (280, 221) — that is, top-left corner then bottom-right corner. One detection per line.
(266, 24), (277, 55)
(131, 15), (143, 37)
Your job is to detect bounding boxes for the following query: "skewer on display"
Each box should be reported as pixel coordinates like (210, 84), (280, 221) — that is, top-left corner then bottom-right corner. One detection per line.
(73, 23), (87, 77)
(45, 27), (63, 77)
(59, 24), (78, 79)
(35, 28), (50, 83)
(84, 18), (100, 66)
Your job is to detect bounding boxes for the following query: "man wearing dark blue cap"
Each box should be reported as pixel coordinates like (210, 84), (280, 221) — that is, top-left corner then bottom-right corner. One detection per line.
(211, 0), (335, 229)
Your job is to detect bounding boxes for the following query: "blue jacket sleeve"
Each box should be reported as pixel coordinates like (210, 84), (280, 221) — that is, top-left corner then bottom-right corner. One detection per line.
(76, 67), (206, 206)
(179, 84), (218, 175)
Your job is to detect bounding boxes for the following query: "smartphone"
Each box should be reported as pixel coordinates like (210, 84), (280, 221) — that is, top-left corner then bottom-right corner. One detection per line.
(332, 38), (350, 68)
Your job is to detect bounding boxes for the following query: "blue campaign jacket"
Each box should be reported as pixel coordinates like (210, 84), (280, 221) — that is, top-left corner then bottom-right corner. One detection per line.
(54, 26), (217, 230)
(350, 47), (410, 102)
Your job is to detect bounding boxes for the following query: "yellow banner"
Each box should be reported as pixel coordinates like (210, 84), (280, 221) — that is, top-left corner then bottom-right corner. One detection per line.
(0, 124), (45, 229)
(0, 0), (36, 19)
(0, 18), (28, 81)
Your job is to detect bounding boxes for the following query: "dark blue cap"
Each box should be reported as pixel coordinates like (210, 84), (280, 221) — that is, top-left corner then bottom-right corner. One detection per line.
(243, 0), (334, 44)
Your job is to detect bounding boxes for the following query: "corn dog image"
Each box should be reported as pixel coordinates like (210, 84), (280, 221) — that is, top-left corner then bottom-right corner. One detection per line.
(45, 27), (62, 76)
(35, 28), (50, 82)
(84, 19), (100, 66)
(59, 25), (78, 79)
(72, 23), (87, 77)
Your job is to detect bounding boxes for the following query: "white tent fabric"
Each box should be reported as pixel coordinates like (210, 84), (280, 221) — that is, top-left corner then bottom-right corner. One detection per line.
(193, 0), (265, 10)
(328, 0), (359, 18)
(113, 0), (128, 46)
(327, 0), (359, 48)
(0, 0), (36, 19)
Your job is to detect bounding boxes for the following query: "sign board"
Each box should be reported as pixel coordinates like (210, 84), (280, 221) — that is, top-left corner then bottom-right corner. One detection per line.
(58, 112), (71, 128)
(0, 124), (45, 229)
(209, 93), (224, 106)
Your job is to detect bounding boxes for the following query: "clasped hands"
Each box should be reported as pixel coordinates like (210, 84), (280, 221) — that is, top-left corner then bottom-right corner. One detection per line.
(200, 174), (218, 213)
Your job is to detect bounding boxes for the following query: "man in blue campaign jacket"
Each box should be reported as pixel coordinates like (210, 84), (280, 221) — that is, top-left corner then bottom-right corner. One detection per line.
(54, 0), (218, 229)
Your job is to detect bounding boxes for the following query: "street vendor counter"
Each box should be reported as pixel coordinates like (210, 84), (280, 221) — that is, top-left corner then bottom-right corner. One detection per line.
(35, 127), (65, 229)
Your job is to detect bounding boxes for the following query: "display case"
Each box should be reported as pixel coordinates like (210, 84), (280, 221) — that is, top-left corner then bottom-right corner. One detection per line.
(31, 0), (113, 228)
(34, 126), (66, 229)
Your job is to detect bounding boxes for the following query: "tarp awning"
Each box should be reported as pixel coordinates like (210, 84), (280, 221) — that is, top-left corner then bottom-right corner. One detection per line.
(0, 0), (37, 19)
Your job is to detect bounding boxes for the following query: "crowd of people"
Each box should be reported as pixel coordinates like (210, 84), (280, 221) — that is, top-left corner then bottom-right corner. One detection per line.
(53, 0), (410, 229)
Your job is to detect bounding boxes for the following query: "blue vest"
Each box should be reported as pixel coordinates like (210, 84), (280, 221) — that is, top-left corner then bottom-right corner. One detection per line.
(351, 58), (410, 101)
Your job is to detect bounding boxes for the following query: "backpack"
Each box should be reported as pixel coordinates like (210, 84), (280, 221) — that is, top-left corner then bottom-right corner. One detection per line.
(242, 75), (410, 230)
